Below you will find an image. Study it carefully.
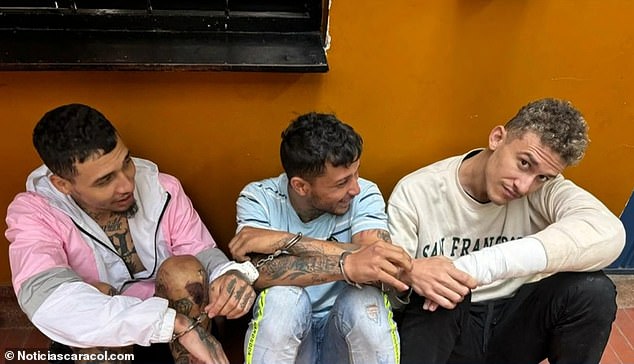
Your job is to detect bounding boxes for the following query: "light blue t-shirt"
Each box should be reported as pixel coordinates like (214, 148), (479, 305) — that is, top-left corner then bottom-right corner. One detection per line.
(236, 173), (388, 316)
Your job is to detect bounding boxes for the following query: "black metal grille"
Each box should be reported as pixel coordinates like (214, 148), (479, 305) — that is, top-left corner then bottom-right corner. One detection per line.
(0, 1), (320, 32)
(0, 0), (329, 71)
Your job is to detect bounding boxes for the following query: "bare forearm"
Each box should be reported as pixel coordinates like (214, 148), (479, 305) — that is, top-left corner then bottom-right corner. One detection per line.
(229, 226), (360, 262)
(253, 253), (343, 289)
(288, 237), (358, 256)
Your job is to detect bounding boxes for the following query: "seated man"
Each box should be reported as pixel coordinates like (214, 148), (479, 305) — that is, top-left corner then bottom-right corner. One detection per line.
(388, 98), (626, 364)
(6, 104), (258, 364)
(228, 112), (414, 364)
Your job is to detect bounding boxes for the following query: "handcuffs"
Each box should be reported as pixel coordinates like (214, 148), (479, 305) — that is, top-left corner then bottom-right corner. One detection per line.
(171, 313), (207, 342)
(255, 232), (303, 268)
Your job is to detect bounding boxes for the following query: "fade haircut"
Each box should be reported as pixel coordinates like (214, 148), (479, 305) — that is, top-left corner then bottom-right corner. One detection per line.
(33, 104), (118, 180)
(280, 112), (363, 180)
(505, 98), (589, 166)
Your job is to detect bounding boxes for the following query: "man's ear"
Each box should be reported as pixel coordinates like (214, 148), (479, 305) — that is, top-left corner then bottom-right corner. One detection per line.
(289, 176), (310, 196)
(50, 174), (72, 195)
(488, 125), (507, 151)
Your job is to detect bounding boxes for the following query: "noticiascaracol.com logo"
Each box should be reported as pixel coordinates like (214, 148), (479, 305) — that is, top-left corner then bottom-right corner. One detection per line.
(4, 348), (134, 362)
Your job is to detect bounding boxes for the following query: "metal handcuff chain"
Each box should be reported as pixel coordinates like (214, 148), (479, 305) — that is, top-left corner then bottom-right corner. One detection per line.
(255, 232), (303, 268)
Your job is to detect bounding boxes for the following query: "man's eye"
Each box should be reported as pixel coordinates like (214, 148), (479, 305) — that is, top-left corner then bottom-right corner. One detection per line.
(96, 176), (112, 186)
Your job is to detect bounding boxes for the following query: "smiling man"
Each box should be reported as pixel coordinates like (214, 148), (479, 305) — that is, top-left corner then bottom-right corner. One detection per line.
(388, 98), (626, 364)
(228, 112), (414, 364)
(6, 104), (257, 364)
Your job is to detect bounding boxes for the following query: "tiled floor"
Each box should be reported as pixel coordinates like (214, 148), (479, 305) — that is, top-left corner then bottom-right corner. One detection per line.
(602, 307), (634, 364)
(1, 281), (633, 363)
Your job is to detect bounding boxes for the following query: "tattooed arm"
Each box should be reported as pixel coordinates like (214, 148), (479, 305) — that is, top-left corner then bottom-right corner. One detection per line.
(251, 251), (348, 289)
(229, 227), (355, 289)
(229, 226), (354, 261)
(173, 313), (229, 364)
(232, 227), (411, 291)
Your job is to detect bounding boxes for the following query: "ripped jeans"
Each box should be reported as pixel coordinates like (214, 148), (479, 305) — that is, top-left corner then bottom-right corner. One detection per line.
(244, 285), (400, 364)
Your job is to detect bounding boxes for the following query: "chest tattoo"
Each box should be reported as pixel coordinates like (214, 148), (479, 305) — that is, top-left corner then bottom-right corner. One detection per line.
(100, 214), (145, 275)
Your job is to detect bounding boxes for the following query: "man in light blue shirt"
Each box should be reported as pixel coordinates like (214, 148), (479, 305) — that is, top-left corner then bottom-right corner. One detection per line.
(229, 112), (414, 364)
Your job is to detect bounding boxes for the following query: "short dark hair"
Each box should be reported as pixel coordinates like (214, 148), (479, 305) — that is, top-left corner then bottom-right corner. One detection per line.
(280, 112), (363, 179)
(505, 98), (589, 165)
(33, 104), (118, 179)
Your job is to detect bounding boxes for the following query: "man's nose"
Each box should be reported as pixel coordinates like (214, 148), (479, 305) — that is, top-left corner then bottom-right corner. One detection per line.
(514, 176), (534, 196)
(349, 178), (361, 197)
(115, 173), (134, 194)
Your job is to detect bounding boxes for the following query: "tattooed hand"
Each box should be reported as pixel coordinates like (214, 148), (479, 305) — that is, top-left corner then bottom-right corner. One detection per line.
(172, 314), (228, 364)
(204, 271), (256, 319)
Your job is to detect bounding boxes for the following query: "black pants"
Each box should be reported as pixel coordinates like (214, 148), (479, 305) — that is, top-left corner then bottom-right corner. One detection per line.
(396, 271), (617, 364)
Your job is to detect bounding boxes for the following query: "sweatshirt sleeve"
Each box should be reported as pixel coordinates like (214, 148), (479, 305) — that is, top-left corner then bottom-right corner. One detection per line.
(529, 176), (625, 272)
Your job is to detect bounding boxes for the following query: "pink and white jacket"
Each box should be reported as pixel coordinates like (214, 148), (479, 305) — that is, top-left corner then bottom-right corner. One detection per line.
(6, 158), (230, 348)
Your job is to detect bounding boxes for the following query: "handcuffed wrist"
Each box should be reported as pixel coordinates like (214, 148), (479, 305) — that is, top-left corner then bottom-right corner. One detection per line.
(282, 232), (303, 251)
(339, 251), (362, 289)
(171, 314), (205, 342)
(213, 261), (260, 285)
(256, 232), (303, 268)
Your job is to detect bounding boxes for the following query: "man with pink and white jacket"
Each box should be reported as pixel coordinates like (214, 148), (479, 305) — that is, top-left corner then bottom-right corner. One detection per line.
(6, 103), (258, 363)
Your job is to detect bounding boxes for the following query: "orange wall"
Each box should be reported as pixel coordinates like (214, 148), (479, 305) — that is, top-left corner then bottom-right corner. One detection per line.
(1, 0), (633, 284)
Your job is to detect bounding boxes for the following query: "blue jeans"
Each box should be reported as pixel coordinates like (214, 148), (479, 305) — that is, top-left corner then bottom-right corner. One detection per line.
(244, 285), (400, 364)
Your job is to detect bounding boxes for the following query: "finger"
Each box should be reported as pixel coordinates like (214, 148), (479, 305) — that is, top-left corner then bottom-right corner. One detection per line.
(216, 296), (239, 318)
(228, 290), (256, 319)
(377, 247), (413, 271)
(438, 278), (471, 297)
(377, 254), (413, 280)
(205, 281), (232, 317)
(229, 246), (247, 262)
(415, 282), (461, 309)
(423, 299), (439, 312)
(203, 281), (220, 313)
(228, 236), (247, 260)
(422, 292), (456, 310)
(449, 268), (478, 289)
(227, 236), (239, 253)
(214, 279), (251, 318)
(375, 258), (401, 278)
(236, 289), (257, 318)
(233, 254), (248, 263)
(436, 280), (467, 303)
(223, 283), (256, 319)
(376, 270), (409, 292)
(442, 271), (476, 296)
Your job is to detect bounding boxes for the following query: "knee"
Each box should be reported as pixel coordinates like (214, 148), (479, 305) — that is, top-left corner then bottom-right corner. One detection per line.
(158, 255), (205, 279)
(569, 272), (616, 302)
(562, 272), (617, 320)
(251, 286), (312, 340)
(155, 255), (208, 303)
(331, 286), (393, 334)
